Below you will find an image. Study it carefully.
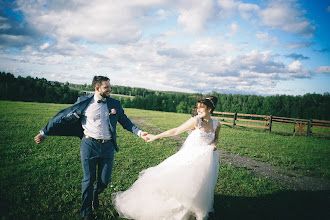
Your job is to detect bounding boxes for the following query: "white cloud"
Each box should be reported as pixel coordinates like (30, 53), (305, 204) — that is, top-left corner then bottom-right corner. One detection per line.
(155, 9), (172, 20)
(316, 66), (330, 73)
(39, 42), (50, 51)
(0, 16), (8, 22)
(176, 0), (215, 32)
(0, 34), (29, 48)
(226, 22), (239, 37)
(287, 41), (314, 49)
(256, 31), (280, 46)
(189, 38), (223, 56)
(0, 23), (11, 30)
(215, 0), (315, 39)
(259, 1), (315, 38)
(283, 60), (312, 79)
(238, 3), (260, 20)
(287, 60), (302, 72)
(256, 32), (269, 40)
(217, 0), (239, 19)
(16, 0), (164, 44)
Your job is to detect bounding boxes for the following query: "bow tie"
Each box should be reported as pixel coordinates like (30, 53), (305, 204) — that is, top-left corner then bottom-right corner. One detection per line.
(97, 99), (107, 104)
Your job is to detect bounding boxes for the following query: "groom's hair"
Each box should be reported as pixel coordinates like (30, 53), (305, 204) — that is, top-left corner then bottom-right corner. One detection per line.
(92, 76), (110, 88)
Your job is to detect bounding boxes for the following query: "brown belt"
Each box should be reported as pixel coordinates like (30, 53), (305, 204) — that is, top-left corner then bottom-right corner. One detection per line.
(83, 135), (111, 143)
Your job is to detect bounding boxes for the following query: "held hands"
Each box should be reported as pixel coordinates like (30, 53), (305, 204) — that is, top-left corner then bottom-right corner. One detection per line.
(211, 144), (218, 151)
(140, 131), (150, 142)
(140, 132), (158, 143)
(146, 134), (157, 142)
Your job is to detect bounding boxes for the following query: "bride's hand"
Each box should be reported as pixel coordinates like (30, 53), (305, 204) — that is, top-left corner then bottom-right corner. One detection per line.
(146, 134), (157, 142)
(212, 144), (217, 151)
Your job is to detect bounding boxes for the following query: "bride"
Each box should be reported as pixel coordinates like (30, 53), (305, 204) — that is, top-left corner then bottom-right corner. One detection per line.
(111, 96), (221, 220)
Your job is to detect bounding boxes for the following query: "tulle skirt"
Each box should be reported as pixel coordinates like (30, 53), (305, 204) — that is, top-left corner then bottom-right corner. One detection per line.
(112, 145), (219, 220)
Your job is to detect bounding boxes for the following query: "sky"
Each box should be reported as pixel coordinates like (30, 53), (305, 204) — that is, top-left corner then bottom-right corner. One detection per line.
(0, 0), (329, 96)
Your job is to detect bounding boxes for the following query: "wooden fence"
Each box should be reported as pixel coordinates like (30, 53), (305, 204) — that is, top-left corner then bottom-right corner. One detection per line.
(211, 111), (330, 137)
(310, 119), (330, 136)
(270, 116), (312, 137)
(212, 111), (271, 131)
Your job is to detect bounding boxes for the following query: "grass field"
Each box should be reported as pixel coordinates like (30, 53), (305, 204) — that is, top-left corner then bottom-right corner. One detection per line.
(0, 101), (329, 219)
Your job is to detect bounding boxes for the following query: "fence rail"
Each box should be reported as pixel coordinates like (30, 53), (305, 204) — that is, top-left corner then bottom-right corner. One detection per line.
(211, 111), (330, 137)
(310, 119), (330, 136)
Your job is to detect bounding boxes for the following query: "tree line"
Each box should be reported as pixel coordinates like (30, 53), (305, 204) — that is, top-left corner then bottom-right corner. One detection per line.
(116, 92), (330, 120)
(0, 72), (79, 104)
(1, 72), (329, 120)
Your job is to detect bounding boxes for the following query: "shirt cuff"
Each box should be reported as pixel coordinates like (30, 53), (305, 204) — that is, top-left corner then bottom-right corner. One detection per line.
(40, 130), (47, 137)
(137, 130), (142, 137)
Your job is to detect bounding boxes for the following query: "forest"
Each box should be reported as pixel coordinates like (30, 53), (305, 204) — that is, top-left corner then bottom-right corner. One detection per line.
(1, 72), (329, 120)
(0, 72), (79, 104)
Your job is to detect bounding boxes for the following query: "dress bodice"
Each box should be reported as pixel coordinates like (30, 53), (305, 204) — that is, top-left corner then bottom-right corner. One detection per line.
(183, 117), (218, 148)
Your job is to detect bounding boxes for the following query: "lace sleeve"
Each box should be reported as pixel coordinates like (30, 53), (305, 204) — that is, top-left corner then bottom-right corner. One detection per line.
(212, 118), (219, 132)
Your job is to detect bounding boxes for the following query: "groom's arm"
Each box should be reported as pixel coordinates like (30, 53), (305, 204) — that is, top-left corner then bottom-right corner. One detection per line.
(34, 108), (69, 144)
(34, 95), (90, 144)
(116, 103), (148, 141)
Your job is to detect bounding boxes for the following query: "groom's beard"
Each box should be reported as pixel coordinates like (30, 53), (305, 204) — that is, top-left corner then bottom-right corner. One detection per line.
(100, 91), (110, 98)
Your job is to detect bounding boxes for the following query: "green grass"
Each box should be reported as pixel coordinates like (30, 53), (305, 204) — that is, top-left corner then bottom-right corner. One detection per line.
(219, 125), (330, 180)
(0, 101), (329, 219)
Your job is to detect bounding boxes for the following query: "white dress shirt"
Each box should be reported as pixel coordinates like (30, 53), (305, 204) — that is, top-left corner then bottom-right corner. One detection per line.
(82, 96), (111, 140)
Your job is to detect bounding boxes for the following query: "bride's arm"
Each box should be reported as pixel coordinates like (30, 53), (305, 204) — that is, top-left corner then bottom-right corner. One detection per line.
(147, 117), (198, 142)
(211, 122), (221, 150)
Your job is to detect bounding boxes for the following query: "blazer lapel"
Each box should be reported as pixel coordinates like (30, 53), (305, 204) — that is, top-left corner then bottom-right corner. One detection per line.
(106, 98), (115, 134)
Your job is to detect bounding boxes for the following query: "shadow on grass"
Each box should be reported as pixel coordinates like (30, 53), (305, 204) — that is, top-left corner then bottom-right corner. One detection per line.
(211, 190), (330, 220)
(94, 190), (330, 220)
(2, 190), (329, 219)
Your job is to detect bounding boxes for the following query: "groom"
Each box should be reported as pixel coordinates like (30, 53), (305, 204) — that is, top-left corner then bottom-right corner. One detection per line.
(34, 76), (149, 219)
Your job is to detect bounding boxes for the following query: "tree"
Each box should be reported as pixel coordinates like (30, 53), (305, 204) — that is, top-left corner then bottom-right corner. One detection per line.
(176, 101), (188, 113)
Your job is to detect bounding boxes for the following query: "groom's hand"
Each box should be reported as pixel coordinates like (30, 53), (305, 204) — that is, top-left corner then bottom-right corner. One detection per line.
(140, 131), (149, 142)
(34, 133), (46, 144)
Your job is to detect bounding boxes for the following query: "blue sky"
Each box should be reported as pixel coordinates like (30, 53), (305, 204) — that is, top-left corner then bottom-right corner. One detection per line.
(0, 0), (329, 96)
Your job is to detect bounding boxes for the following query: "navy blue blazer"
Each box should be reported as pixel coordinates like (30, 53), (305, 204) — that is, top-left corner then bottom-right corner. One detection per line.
(41, 94), (141, 152)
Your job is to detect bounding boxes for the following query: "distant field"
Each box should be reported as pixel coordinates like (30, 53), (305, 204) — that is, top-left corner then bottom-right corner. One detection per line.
(0, 101), (329, 219)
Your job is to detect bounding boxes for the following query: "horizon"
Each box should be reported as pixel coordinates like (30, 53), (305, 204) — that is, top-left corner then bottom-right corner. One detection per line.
(3, 71), (329, 97)
(0, 0), (329, 96)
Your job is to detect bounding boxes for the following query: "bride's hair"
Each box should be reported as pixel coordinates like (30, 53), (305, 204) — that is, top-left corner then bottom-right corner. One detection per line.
(197, 96), (218, 113)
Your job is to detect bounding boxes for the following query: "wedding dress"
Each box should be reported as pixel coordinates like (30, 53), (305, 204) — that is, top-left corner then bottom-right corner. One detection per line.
(112, 117), (220, 220)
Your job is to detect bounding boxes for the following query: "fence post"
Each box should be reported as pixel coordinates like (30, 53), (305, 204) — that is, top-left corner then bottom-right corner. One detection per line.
(307, 119), (312, 137)
(269, 115), (273, 133)
(233, 112), (237, 129)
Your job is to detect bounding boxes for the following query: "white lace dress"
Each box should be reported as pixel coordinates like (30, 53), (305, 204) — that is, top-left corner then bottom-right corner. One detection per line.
(112, 118), (220, 220)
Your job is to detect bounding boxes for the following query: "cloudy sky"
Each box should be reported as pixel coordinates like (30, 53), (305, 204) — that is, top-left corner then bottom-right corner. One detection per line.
(0, 0), (329, 96)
